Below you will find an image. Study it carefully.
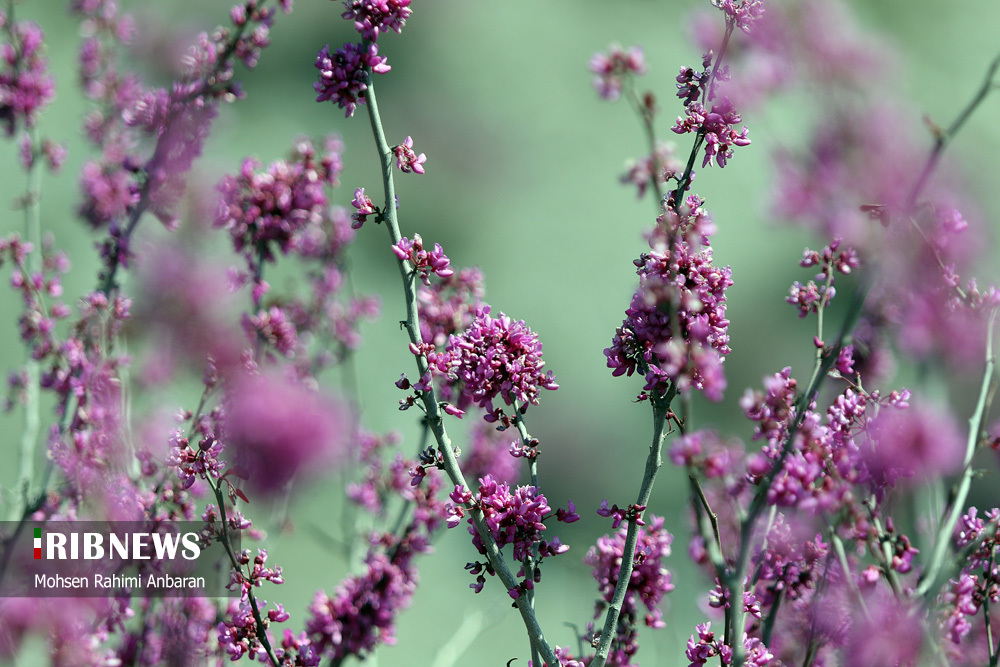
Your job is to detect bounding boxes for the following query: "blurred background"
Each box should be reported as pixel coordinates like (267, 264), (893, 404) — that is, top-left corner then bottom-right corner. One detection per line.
(2, 0), (1000, 664)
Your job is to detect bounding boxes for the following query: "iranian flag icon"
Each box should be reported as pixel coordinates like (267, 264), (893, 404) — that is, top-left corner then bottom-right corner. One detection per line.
(33, 528), (41, 559)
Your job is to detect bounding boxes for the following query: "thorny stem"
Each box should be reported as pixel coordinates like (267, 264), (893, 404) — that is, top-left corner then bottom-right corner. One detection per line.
(362, 76), (560, 667)
(916, 307), (998, 599)
(590, 393), (673, 667)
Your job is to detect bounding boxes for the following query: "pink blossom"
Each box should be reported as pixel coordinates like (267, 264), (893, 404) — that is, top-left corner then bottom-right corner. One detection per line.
(224, 370), (350, 496)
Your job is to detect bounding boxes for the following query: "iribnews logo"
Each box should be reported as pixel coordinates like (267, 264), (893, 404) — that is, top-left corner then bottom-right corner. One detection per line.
(32, 527), (201, 561)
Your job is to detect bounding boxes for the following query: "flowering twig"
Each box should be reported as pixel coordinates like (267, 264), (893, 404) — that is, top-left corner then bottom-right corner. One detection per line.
(99, 1), (275, 295)
(361, 73), (560, 666)
(669, 24), (735, 208)
(590, 391), (673, 667)
(512, 407), (542, 666)
(10, 127), (42, 522)
(727, 283), (868, 665)
(209, 480), (281, 667)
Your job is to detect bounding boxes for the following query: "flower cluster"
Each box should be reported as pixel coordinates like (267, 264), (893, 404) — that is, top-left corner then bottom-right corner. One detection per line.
(448, 475), (576, 596)
(584, 514), (675, 663)
(341, 0), (412, 41)
(605, 196), (732, 400)
(439, 305), (559, 421)
(620, 141), (682, 199)
(315, 0), (411, 116)
(223, 370), (350, 497)
(314, 42), (390, 117)
(393, 135), (426, 174)
(685, 624), (773, 667)
(939, 508), (1000, 650)
(417, 266), (485, 347)
(392, 234), (453, 285)
(675, 52), (716, 108)
(350, 187), (378, 228)
(0, 15), (55, 135)
(671, 97), (750, 168)
(306, 551), (418, 661)
(786, 237), (859, 318)
(589, 45), (647, 101)
(750, 515), (829, 608)
(215, 138), (342, 266)
(712, 0), (765, 34)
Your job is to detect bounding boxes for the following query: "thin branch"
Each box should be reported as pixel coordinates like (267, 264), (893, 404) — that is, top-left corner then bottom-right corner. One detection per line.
(916, 307), (998, 599)
(10, 126), (43, 522)
(906, 50), (1000, 211)
(361, 75), (560, 666)
(589, 393), (673, 667)
(210, 482), (281, 667)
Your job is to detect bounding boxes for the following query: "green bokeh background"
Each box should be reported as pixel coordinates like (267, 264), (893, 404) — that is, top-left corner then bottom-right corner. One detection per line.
(2, 1), (999, 664)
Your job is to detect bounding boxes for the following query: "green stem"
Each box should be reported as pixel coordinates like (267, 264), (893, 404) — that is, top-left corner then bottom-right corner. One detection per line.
(589, 394), (672, 667)
(729, 282), (868, 666)
(512, 407), (541, 667)
(211, 481), (281, 667)
(916, 307), (998, 599)
(361, 76), (559, 666)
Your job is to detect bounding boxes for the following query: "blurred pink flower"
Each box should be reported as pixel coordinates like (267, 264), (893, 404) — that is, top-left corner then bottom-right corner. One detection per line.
(224, 370), (351, 496)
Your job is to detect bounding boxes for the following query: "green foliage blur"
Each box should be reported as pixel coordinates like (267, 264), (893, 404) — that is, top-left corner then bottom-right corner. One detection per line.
(2, 1), (999, 664)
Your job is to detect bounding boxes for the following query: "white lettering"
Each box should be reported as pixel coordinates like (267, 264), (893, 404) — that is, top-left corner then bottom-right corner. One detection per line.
(46, 532), (66, 559)
(83, 533), (104, 559)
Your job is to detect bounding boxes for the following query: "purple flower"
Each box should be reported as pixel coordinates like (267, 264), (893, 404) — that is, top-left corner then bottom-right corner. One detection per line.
(788, 238), (860, 317)
(341, 0), (413, 41)
(306, 552), (417, 660)
(620, 142), (682, 199)
(685, 623), (773, 667)
(350, 187), (377, 228)
(605, 198), (732, 400)
(584, 514), (674, 635)
(671, 97), (750, 168)
(392, 234), (454, 285)
(417, 266), (485, 347)
(314, 41), (390, 117)
(215, 139), (339, 263)
(453, 474), (574, 594)
(864, 399), (964, 488)
(78, 160), (140, 229)
(712, 0), (765, 34)
(444, 305), (558, 419)
(589, 44), (647, 101)
(243, 305), (299, 357)
(224, 370), (350, 496)
(393, 136), (426, 174)
(0, 19), (55, 135)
